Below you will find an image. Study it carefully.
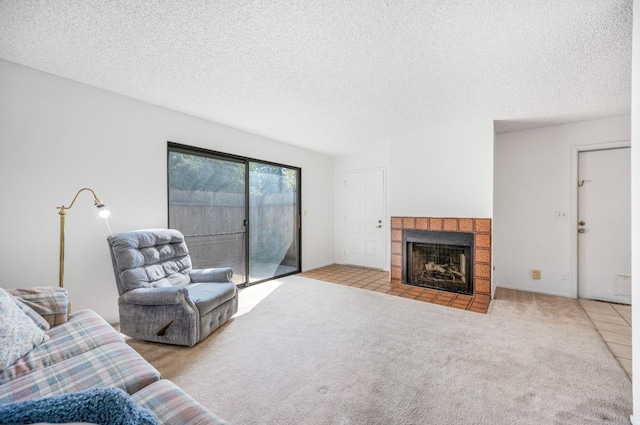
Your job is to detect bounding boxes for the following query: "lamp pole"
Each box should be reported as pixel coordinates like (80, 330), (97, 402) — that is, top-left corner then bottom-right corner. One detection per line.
(57, 188), (111, 289)
(58, 205), (67, 288)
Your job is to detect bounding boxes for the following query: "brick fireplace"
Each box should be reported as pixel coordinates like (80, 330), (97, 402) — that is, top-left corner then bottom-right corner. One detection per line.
(391, 217), (491, 312)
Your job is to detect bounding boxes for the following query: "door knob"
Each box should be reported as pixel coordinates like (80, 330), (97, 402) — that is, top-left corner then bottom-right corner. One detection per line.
(578, 228), (586, 233)
(376, 225), (382, 228)
(578, 221), (586, 226)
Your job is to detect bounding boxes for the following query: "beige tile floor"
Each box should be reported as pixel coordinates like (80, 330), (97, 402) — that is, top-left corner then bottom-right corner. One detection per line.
(579, 299), (632, 378)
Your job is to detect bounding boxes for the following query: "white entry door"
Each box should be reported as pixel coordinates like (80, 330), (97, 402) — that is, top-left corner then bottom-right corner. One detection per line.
(578, 147), (631, 304)
(343, 168), (385, 269)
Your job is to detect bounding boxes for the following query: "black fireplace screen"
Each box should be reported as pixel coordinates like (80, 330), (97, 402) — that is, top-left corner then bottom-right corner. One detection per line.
(403, 230), (474, 295)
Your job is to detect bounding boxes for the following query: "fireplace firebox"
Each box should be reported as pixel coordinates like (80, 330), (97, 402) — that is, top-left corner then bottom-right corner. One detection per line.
(403, 230), (474, 295)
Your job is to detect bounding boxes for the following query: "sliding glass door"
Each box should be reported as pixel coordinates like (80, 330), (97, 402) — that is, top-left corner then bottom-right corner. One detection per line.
(248, 162), (300, 283)
(168, 148), (247, 284)
(168, 143), (300, 285)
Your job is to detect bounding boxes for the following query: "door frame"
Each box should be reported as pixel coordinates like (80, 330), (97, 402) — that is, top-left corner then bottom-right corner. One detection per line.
(570, 140), (630, 298)
(341, 167), (388, 270)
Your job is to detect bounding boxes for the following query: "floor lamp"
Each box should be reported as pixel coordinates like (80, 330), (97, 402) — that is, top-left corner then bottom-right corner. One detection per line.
(57, 188), (112, 289)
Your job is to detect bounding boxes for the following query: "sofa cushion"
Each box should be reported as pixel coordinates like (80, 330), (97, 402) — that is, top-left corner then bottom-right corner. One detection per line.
(0, 289), (47, 372)
(0, 342), (161, 404)
(0, 310), (124, 385)
(131, 379), (227, 425)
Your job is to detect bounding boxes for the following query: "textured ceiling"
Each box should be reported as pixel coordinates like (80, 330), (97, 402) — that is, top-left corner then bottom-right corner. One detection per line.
(0, 1), (632, 157)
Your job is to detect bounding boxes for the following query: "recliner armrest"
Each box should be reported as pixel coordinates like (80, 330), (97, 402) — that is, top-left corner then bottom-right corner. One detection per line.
(190, 267), (233, 283)
(119, 287), (190, 305)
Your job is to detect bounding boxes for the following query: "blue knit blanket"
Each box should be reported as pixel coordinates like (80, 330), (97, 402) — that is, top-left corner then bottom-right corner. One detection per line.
(0, 387), (158, 425)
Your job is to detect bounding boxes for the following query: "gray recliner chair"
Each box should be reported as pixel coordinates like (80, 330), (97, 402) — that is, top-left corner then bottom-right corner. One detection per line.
(107, 228), (238, 347)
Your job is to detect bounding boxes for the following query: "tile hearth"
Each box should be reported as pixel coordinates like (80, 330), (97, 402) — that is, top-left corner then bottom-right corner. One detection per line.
(301, 264), (490, 314)
(391, 216), (492, 311)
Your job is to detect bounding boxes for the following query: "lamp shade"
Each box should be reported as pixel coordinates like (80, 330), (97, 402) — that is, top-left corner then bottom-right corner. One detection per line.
(95, 204), (111, 219)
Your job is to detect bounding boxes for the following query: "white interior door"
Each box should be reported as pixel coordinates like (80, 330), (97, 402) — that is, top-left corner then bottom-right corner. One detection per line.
(343, 168), (385, 269)
(578, 147), (631, 304)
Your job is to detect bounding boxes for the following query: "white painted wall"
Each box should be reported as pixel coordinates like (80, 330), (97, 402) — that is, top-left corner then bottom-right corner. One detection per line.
(389, 121), (494, 218)
(631, 1), (639, 423)
(0, 59), (334, 324)
(334, 145), (391, 270)
(492, 128), (497, 298)
(334, 120), (495, 272)
(494, 116), (631, 297)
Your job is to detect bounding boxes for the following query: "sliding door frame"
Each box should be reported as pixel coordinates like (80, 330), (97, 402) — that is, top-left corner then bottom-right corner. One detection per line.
(167, 141), (302, 287)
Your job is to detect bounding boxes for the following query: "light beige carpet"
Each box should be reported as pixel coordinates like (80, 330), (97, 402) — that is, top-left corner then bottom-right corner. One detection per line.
(126, 276), (632, 425)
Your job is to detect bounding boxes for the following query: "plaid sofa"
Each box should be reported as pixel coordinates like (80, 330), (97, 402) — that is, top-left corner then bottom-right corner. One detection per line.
(0, 287), (227, 425)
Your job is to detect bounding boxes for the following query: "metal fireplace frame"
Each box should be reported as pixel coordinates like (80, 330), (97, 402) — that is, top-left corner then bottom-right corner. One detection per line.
(402, 229), (475, 295)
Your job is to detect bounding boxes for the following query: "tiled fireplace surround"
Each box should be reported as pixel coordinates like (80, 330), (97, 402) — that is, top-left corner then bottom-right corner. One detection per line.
(391, 217), (492, 313)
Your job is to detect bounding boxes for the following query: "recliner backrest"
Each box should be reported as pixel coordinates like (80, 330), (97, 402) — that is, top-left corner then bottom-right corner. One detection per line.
(107, 229), (192, 295)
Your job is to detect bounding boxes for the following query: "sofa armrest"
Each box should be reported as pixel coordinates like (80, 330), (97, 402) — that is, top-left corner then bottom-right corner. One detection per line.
(190, 267), (233, 283)
(7, 286), (68, 327)
(119, 287), (191, 306)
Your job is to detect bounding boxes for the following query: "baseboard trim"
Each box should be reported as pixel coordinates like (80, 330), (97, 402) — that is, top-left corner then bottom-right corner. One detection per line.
(301, 262), (335, 273)
(496, 285), (574, 299)
(302, 262), (391, 273)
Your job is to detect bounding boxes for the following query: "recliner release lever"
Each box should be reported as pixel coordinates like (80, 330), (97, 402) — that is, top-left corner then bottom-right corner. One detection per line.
(157, 319), (175, 336)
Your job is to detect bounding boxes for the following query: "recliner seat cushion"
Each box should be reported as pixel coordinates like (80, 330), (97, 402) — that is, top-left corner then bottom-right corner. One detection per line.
(188, 283), (237, 316)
